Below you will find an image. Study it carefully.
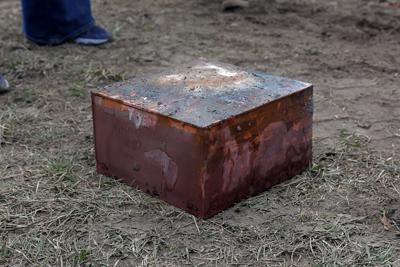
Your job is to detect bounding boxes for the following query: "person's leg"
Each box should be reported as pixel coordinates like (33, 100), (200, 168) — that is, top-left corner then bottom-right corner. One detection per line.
(21, 0), (111, 45)
(0, 74), (10, 93)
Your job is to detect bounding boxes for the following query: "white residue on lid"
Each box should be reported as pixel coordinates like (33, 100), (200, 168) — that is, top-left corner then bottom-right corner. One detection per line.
(163, 74), (185, 81)
(194, 63), (239, 77)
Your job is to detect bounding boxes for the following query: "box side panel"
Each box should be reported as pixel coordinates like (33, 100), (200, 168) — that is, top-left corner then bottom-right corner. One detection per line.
(92, 94), (205, 216)
(202, 87), (313, 217)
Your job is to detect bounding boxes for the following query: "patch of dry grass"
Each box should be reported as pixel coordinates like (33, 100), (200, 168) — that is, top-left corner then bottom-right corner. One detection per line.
(1, 130), (399, 266)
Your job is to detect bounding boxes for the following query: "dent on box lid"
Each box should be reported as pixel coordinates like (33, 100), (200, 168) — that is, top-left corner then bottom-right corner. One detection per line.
(94, 60), (312, 128)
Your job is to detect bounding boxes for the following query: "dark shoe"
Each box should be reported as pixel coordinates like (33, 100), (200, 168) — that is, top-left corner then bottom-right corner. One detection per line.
(74, 25), (112, 45)
(0, 74), (10, 93)
(222, 0), (249, 11)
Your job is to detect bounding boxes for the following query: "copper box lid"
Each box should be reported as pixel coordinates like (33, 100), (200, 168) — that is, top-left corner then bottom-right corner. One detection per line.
(94, 60), (312, 128)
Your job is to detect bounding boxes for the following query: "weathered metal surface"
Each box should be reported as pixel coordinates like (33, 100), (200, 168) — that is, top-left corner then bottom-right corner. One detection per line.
(92, 60), (313, 218)
(96, 61), (310, 128)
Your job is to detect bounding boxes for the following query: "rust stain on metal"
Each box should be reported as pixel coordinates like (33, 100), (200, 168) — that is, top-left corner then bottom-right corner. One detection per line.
(145, 149), (178, 191)
(92, 60), (313, 218)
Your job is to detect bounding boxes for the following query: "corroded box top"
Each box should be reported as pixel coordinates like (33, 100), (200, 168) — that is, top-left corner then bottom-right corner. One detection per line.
(93, 61), (312, 128)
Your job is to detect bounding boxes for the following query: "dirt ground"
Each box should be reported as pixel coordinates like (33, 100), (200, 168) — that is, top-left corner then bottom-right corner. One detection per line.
(1, 0), (400, 266)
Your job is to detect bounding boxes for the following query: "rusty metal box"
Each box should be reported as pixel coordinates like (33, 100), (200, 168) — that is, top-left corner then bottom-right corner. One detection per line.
(91, 61), (313, 218)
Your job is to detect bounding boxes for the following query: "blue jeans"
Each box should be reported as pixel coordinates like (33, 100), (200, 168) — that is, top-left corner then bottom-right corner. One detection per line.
(21, 0), (95, 45)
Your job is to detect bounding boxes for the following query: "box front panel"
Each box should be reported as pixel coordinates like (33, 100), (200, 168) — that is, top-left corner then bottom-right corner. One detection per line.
(202, 88), (313, 217)
(92, 94), (205, 215)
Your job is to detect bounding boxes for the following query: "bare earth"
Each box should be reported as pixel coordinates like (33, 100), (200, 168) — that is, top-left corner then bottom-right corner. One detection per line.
(0, 0), (399, 266)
